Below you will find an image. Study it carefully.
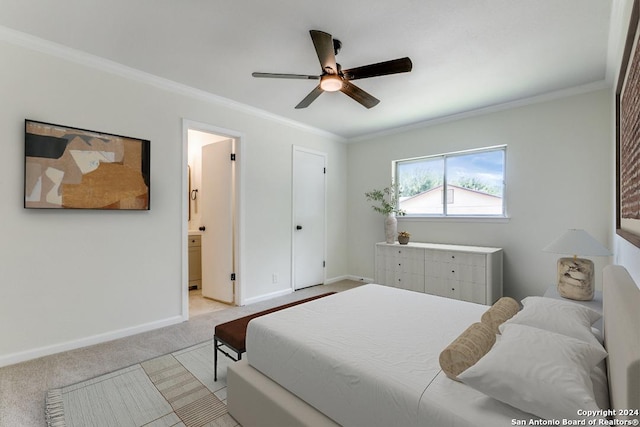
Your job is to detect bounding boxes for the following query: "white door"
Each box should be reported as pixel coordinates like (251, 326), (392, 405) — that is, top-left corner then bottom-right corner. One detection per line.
(293, 147), (326, 290)
(201, 139), (235, 303)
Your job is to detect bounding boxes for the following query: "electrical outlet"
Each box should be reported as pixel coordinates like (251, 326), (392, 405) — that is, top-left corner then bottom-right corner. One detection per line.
(272, 273), (278, 284)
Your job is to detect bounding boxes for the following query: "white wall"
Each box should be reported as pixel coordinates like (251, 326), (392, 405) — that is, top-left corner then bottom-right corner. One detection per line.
(0, 37), (347, 366)
(348, 89), (613, 301)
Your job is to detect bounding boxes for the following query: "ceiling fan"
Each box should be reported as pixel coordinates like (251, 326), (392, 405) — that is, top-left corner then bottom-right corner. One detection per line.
(252, 30), (413, 109)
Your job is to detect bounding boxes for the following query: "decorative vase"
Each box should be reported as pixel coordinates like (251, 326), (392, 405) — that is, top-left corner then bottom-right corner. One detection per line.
(398, 235), (410, 245)
(384, 214), (397, 244)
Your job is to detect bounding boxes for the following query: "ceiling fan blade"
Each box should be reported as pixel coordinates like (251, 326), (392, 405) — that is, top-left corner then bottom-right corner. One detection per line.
(340, 81), (380, 109)
(252, 72), (320, 80)
(343, 57), (413, 80)
(310, 30), (338, 73)
(295, 85), (324, 109)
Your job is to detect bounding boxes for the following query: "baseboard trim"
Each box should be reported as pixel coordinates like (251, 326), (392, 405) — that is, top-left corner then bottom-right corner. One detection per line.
(242, 288), (292, 306)
(0, 315), (184, 368)
(325, 275), (373, 284)
(324, 275), (348, 284)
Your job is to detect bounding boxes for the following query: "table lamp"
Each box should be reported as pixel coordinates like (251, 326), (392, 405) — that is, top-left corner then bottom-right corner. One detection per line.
(542, 229), (612, 301)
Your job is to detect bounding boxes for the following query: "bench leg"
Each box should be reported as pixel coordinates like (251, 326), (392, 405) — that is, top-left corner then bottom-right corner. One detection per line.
(213, 336), (246, 382)
(214, 337), (219, 382)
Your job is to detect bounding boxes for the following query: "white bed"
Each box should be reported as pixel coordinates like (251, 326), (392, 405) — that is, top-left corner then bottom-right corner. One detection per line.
(227, 265), (640, 426)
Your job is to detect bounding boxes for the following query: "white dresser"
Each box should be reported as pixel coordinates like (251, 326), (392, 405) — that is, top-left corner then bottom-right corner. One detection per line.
(375, 242), (503, 304)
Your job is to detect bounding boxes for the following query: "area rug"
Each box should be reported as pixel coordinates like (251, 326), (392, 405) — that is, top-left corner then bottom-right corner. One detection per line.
(45, 341), (238, 427)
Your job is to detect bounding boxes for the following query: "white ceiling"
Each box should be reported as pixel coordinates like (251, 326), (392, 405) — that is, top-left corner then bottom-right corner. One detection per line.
(0, 0), (614, 139)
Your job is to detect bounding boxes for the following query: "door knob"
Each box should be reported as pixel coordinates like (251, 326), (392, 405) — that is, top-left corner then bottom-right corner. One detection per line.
(296, 225), (302, 230)
(199, 226), (206, 231)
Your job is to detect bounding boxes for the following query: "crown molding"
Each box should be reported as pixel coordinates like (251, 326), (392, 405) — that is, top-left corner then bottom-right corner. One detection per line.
(347, 80), (612, 143)
(0, 25), (345, 142)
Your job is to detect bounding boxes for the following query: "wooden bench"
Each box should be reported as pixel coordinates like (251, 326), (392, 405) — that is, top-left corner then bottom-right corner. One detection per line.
(214, 292), (336, 381)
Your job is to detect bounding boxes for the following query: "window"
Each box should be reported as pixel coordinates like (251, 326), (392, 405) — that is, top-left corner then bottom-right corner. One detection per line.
(394, 146), (506, 217)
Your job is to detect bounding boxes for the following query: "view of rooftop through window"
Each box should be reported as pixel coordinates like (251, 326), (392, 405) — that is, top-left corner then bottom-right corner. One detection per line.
(395, 146), (506, 216)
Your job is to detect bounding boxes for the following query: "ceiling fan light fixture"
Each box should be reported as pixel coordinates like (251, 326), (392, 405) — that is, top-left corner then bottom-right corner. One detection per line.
(252, 30), (412, 108)
(320, 74), (343, 92)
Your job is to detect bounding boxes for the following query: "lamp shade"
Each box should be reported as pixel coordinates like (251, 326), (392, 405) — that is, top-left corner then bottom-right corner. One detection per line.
(542, 229), (612, 257)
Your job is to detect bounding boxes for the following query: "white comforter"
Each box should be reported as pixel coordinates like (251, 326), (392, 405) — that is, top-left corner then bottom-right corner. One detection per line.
(246, 284), (528, 427)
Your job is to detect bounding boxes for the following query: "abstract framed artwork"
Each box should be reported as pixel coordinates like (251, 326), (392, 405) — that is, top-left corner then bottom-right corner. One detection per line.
(616, 0), (640, 248)
(24, 120), (150, 210)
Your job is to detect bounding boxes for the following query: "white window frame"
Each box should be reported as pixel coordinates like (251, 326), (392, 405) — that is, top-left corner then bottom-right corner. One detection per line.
(393, 145), (507, 220)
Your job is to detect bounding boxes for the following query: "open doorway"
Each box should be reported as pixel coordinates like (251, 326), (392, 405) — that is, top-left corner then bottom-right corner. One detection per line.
(183, 120), (241, 318)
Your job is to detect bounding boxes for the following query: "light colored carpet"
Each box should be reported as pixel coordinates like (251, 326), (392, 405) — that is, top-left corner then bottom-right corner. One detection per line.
(46, 341), (237, 427)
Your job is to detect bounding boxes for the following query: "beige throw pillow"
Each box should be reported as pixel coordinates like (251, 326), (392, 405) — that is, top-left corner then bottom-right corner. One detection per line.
(439, 322), (496, 381)
(481, 297), (520, 334)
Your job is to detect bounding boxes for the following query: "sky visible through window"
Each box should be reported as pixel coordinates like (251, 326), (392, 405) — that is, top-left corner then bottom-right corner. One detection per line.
(447, 149), (504, 196)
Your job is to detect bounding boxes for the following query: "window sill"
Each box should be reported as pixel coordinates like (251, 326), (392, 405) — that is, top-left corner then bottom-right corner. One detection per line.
(398, 215), (510, 224)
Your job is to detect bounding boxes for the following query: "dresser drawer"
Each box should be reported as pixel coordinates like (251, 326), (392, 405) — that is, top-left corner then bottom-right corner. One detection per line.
(377, 245), (422, 260)
(425, 261), (486, 283)
(377, 246), (424, 273)
(426, 277), (487, 304)
(425, 250), (485, 267)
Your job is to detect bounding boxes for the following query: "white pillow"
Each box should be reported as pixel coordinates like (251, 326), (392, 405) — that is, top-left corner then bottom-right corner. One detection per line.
(458, 323), (607, 421)
(502, 296), (603, 350)
(591, 361), (611, 411)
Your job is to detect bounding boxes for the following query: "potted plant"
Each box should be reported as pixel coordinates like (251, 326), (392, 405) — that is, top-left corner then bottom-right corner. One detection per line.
(365, 185), (405, 244)
(398, 231), (411, 245)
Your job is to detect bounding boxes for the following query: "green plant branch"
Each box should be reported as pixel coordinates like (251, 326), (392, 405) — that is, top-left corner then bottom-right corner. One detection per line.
(364, 185), (406, 216)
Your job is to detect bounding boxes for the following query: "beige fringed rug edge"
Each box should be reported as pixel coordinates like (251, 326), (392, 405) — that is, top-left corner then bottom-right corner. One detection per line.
(45, 342), (233, 427)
